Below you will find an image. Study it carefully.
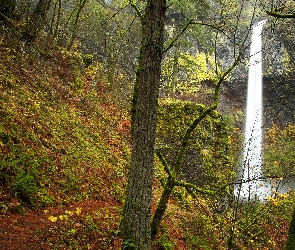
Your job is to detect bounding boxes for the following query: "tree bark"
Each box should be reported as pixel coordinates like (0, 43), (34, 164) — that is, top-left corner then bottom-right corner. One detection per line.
(21, 0), (52, 42)
(120, 0), (166, 249)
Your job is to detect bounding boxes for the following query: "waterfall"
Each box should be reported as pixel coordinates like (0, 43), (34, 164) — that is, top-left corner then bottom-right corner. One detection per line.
(236, 20), (267, 201)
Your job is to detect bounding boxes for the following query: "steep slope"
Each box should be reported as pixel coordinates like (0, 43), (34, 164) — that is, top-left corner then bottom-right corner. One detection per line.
(0, 25), (130, 249)
(0, 22), (293, 250)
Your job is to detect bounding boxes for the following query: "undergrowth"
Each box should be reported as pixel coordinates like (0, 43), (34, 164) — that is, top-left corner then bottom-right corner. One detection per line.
(0, 21), (294, 250)
(0, 25), (130, 209)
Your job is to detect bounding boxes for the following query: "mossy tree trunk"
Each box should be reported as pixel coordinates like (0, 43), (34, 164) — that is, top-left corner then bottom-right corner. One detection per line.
(151, 177), (174, 237)
(120, 0), (166, 249)
(0, 0), (16, 20)
(285, 205), (295, 250)
(21, 0), (52, 42)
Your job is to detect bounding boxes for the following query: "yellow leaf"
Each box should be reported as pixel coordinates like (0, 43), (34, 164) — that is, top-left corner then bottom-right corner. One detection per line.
(48, 216), (58, 222)
(59, 215), (64, 220)
(75, 207), (82, 216)
(43, 210), (49, 214)
(65, 210), (74, 216)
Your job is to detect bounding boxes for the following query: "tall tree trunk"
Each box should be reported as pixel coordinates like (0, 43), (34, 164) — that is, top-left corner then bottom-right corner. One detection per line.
(120, 0), (166, 249)
(52, 0), (62, 40)
(286, 206), (295, 250)
(0, 0), (16, 20)
(21, 0), (52, 42)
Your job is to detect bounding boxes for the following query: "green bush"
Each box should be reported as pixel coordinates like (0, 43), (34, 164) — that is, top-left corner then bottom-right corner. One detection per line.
(160, 234), (174, 250)
(13, 170), (38, 206)
(37, 188), (55, 207)
(157, 98), (234, 191)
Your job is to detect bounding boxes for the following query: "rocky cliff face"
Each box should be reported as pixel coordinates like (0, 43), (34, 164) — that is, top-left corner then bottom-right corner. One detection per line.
(263, 74), (295, 126)
(263, 18), (295, 127)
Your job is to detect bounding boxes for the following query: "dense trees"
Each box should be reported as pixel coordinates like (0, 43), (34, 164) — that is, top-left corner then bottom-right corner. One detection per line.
(120, 0), (266, 247)
(21, 0), (53, 42)
(119, 0), (275, 247)
(66, 0), (88, 50)
(49, 0), (62, 40)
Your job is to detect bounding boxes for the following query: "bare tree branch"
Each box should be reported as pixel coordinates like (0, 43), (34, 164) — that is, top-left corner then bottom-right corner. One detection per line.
(175, 179), (215, 195)
(105, 2), (130, 23)
(163, 18), (234, 54)
(129, 0), (143, 22)
(156, 150), (172, 178)
(266, 10), (295, 18)
(163, 18), (194, 54)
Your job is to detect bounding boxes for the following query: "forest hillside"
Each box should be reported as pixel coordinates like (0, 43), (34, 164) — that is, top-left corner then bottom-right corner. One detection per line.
(0, 23), (130, 248)
(1, 1), (295, 249)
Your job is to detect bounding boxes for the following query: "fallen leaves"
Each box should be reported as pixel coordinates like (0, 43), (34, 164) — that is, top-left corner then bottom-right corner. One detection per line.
(47, 207), (82, 223)
(48, 216), (57, 222)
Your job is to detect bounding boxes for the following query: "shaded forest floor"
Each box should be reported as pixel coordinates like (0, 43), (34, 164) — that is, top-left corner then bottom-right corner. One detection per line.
(0, 199), (122, 249)
(0, 22), (293, 250)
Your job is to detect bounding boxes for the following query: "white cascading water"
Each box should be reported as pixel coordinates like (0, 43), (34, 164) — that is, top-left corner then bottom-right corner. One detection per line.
(237, 20), (267, 200)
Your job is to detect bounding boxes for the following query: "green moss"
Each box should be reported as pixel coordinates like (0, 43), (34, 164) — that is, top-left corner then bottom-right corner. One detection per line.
(264, 124), (295, 176)
(157, 98), (234, 190)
